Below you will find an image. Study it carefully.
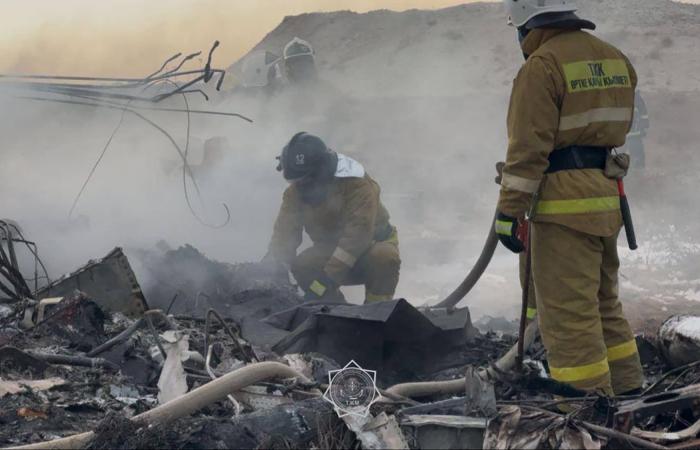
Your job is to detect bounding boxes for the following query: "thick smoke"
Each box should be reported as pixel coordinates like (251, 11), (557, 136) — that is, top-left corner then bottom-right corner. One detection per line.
(2, 0), (699, 325)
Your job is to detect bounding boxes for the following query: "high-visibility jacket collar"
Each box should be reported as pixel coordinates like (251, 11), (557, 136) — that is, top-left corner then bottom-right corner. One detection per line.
(521, 28), (570, 56)
(335, 154), (365, 179)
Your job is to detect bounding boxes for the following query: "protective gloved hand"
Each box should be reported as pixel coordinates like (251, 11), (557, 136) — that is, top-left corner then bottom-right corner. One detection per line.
(495, 212), (528, 253)
(305, 273), (337, 301)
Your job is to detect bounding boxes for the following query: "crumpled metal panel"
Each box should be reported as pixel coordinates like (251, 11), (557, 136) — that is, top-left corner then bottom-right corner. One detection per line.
(35, 247), (147, 316)
(263, 299), (476, 385)
(484, 406), (603, 450)
(400, 415), (487, 450)
(615, 384), (700, 433)
(658, 315), (700, 368)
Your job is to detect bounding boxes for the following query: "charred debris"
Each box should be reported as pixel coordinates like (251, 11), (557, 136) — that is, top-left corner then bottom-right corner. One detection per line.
(0, 227), (699, 449)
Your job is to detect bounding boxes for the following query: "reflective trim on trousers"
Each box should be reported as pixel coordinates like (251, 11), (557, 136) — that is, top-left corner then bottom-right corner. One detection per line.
(550, 358), (610, 383)
(526, 307), (537, 320)
(536, 196), (620, 215)
(366, 292), (392, 303)
(332, 247), (357, 268)
(607, 339), (638, 362)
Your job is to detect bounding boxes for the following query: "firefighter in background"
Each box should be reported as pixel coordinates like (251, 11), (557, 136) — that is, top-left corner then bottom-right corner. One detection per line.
(622, 92), (650, 168)
(265, 132), (400, 303)
(495, 0), (643, 396)
(283, 37), (317, 85)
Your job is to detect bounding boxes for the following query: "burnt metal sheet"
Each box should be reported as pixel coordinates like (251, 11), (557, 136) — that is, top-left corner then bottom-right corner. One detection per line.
(615, 384), (700, 433)
(266, 299), (477, 385)
(400, 414), (486, 450)
(36, 247), (147, 316)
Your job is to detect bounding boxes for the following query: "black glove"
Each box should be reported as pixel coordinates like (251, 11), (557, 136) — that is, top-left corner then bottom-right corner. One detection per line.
(305, 272), (337, 300)
(495, 212), (526, 254)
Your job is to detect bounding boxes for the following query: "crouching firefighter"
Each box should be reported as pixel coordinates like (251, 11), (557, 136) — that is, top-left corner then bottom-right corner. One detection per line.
(495, 0), (643, 396)
(264, 132), (400, 303)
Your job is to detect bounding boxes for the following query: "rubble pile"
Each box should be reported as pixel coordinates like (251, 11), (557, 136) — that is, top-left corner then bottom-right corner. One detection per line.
(1, 247), (700, 449)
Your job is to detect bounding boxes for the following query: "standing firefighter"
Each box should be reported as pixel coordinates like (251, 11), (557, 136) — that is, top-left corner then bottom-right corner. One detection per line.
(495, 0), (643, 395)
(265, 132), (400, 303)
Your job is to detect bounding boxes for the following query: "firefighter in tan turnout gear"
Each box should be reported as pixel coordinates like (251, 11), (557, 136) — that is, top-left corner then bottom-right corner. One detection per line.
(495, 0), (644, 395)
(265, 132), (400, 303)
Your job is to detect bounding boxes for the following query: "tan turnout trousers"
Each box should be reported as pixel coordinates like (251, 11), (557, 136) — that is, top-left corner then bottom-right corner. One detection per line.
(531, 222), (642, 395)
(291, 238), (400, 303)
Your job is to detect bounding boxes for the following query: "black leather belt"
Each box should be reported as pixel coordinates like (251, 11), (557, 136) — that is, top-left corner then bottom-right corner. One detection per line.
(546, 146), (610, 174)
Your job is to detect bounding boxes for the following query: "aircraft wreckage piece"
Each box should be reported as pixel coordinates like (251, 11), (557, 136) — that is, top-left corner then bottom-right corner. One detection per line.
(35, 247), (147, 316)
(10, 362), (315, 450)
(399, 415), (487, 450)
(0, 41), (227, 104)
(614, 383), (700, 434)
(658, 315), (700, 368)
(250, 299), (477, 386)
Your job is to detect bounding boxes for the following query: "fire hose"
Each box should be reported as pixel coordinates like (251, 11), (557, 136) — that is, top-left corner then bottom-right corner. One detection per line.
(386, 321), (539, 399)
(433, 162), (507, 309)
(434, 210), (499, 309)
(8, 362), (314, 450)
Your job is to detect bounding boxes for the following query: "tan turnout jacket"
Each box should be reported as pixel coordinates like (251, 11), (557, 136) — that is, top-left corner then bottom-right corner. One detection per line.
(267, 174), (392, 283)
(498, 28), (637, 237)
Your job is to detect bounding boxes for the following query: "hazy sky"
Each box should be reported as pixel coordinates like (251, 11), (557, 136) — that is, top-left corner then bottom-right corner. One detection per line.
(1, 0), (698, 76)
(0, 0), (489, 76)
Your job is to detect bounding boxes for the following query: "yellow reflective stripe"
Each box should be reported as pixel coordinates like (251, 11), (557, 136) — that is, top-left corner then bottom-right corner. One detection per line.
(550, 358), (610, 383)
(526, 307), (537, 320)
(332, 247), (357, 268)
(366, 293), (392, 303)
(607, 340), (638, 362)
(501, 172), (541, 194)
(559, 107), (633, 131)
(536, 196), (620, 215)
(562, 59), (631, 93)
(309, 280), (327, 297)
(495, 220), (513, 236)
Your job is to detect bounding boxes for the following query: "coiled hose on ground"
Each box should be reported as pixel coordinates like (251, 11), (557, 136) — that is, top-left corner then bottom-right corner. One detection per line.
(9, 362), (314, 450)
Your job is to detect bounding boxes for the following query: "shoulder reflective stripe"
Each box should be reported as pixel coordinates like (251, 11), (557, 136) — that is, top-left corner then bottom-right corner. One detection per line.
(495, 220), (513, 236)
(501, 172), (541, 194)
(332, 247), (357, 268)
(526, 307), (537, 320)
(536, 196), (620, 215)
(607, 340), (638, 362)
(559, 107), (633, 131)
(366, 293), (392, 303)
(550, 358), (610, 383)
(562, 59), (631, 93)
(310, 280), (327, 296)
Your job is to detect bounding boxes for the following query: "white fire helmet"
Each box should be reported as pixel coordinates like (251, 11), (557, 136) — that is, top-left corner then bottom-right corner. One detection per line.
(502, 0), (577, 27)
